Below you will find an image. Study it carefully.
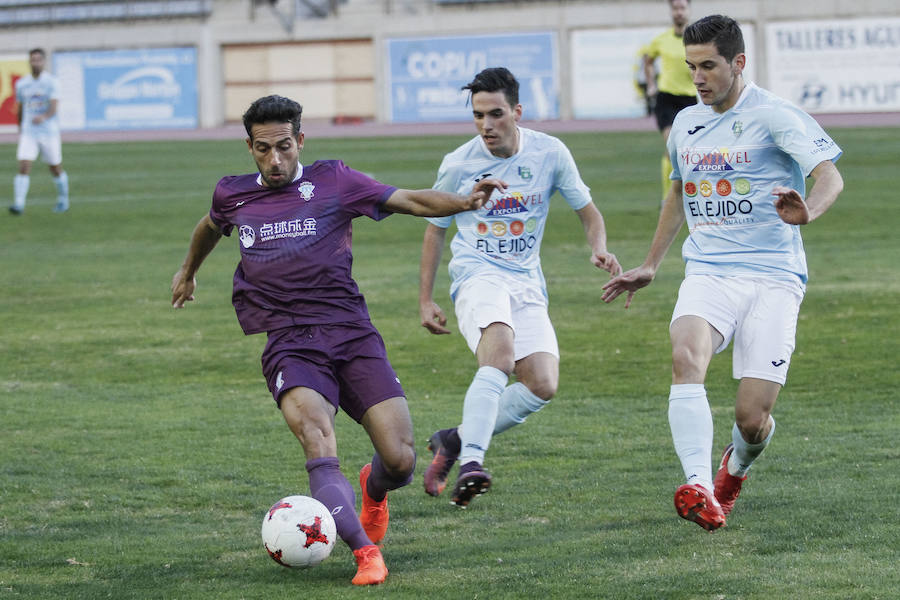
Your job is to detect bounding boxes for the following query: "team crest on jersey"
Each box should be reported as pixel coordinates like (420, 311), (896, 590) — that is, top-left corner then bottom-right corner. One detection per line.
(731, 121), (743, 137)
(239, 225), (255, 248)
(298, 181), (315, 201)
(517, 166), (533, 181)
(486, 191), (527, 217)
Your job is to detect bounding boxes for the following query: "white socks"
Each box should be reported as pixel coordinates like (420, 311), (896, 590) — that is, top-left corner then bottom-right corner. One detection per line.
(13, 174), (29, 210)
(493, 382), (549, 435)
(11, 172), (69, 211)
(668, 384), (714, 492)
(728, 417), (775, 477)
(54, 171), (69, 210)
(457, 366), (508, 466)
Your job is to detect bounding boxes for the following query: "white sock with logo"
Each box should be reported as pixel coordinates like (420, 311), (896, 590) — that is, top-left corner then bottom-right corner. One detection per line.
(728, 417), (775, 478)
(13, 174), (29, 210)
(669, 384), (714, 492)
(457, 366), (508, 466)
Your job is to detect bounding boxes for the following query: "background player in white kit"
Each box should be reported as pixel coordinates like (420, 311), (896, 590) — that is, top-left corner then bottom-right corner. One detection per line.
(10, 48), (69, 215)
(602, 15), (844, 531)
(419, 67), (621, 508)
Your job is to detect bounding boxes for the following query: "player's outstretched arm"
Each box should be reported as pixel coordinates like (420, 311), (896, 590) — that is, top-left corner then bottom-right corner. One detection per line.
(384, 178), (507, 217)
(575, 203), (622, 277)
(774, 159), (843, 225)
(601, 264), (659, 308)
(602, 181), (685, 308)
(419, 223), (451, 335)
(171, 214), (222, 309)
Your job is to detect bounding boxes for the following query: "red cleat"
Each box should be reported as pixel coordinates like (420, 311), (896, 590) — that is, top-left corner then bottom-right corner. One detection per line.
(359, 463), (389, 544)
(674, 483), (726, 531)
(351, 544), (388, 585)
(714, 444), (748, 516)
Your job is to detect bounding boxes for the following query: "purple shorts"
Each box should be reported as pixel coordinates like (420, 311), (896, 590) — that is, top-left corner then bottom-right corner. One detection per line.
(260, 320), (405, 422)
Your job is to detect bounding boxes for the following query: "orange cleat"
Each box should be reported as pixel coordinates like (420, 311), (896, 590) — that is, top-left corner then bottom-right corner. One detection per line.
(674, 483), (726, 531)
(351, 544), (388, 586)
(714, 444), (748, 516)
(359, 463), (389, 544)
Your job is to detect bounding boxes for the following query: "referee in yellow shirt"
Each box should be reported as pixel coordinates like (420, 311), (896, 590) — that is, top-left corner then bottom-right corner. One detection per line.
(643, 0), (696, 202)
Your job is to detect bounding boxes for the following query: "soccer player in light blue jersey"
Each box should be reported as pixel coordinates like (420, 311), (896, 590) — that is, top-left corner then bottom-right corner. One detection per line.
(10, 48), (69, 215)
(602, 15), (844, 531)
(419, 67), (622, 508)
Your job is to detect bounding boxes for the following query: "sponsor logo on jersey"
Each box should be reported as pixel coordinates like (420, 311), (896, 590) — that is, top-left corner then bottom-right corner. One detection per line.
(239, 219), (318, 247)
(734, 178), (751, 195)
(298, 181), (315, 201)
(771, 359), (786, 367)
(684, 181), (698, 197)
(699, 180), (713, 198)
(692, 152), (736, 172)
(509, 220), (525, 236)
(491, 222), (507, 237)
(687, 125), (706, 135)
(486, 191), (527, 217)
(525, 218), (537, 233)
(716, 179), (732, 196)
(476, 221), (489, 236)
(811, 137), (835, 154)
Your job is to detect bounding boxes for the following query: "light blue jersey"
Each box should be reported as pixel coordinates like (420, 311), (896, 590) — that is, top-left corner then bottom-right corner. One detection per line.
(428, 127), (593, 300)
(668, 82), (841, 284)
(15, 71), (60, 136)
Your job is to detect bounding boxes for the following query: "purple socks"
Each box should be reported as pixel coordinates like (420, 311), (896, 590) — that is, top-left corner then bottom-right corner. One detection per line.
(366, 452), (416, 502)
(306, 456), (370, 550)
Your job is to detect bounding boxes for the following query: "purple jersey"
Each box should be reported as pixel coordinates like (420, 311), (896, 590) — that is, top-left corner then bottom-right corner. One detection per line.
(209, 160), (397, 334)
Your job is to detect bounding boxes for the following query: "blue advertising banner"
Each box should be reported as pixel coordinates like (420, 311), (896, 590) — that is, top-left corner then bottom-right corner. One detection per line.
(386, 33), (558, 123)
(54, 47), (197, 131)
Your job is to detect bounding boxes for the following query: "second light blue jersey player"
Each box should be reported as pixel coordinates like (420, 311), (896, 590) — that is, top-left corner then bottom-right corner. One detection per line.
(427, 126), (592, 300)
(419, 67), (621, 509)
(668, 81), (842, 284)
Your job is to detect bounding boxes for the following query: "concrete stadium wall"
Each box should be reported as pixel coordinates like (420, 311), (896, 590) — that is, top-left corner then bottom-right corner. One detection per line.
(2, 0), (898, 127)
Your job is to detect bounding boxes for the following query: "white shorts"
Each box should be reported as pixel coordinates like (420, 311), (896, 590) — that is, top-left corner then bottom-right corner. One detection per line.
(17, 132), (63, 165)
(454, 273), (559, 361)
(671, 274), (805, 384)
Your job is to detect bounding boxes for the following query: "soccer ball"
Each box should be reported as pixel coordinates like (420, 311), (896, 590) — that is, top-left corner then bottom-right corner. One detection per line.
(261, 495), (337, 568)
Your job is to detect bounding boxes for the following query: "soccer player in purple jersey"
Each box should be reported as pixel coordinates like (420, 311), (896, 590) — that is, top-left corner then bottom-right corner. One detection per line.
(170, 95), (503, 586)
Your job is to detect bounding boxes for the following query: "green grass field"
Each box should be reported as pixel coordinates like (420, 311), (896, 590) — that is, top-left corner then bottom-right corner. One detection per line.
(1, 126), (898, 599)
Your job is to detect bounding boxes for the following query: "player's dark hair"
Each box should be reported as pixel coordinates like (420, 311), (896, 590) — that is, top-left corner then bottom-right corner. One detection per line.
(462, 67), (519, 108)
(242, 95), (303, 139)
(28, 48), (46, 58)
(683, 14), (745, 62)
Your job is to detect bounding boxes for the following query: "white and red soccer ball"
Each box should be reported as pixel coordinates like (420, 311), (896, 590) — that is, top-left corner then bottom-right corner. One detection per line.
(261, 495), (336, 568)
